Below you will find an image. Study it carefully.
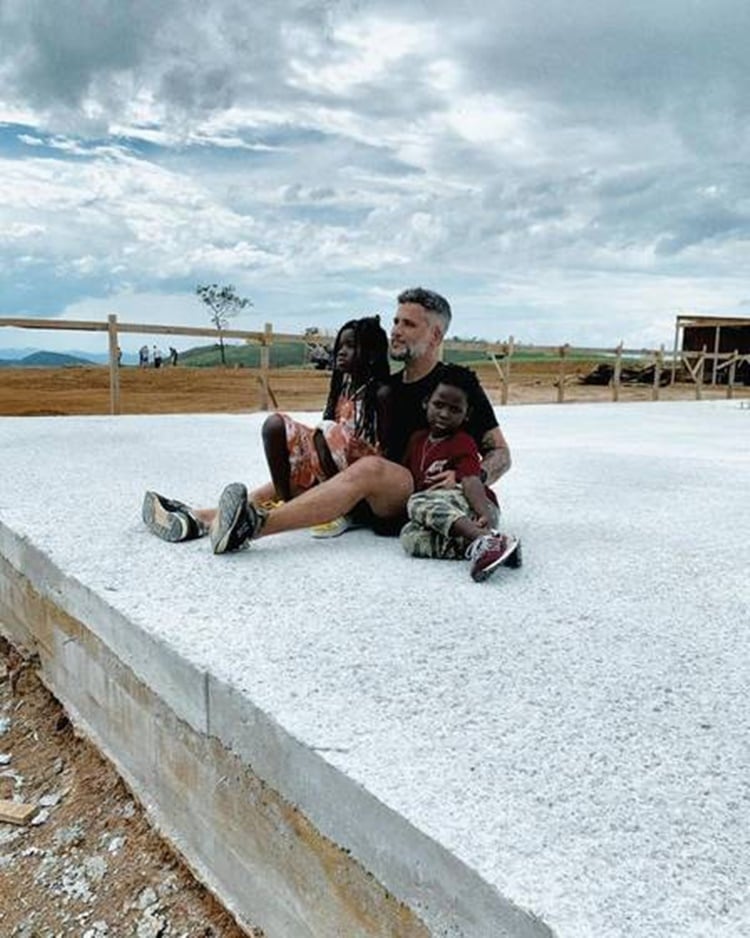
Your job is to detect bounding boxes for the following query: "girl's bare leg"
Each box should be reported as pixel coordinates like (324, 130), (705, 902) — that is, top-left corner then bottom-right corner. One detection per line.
(262, 413), (293, 501)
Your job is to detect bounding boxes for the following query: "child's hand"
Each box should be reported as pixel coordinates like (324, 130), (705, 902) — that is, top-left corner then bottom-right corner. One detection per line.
(426, 467), (458, 489)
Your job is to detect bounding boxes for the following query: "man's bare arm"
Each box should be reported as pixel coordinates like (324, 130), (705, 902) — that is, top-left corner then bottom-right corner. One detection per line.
(479, 426), (512, 484)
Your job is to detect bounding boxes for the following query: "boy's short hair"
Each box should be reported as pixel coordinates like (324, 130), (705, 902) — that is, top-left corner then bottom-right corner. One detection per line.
(431, 362), (483, 402)
(397, 287), (452, 336)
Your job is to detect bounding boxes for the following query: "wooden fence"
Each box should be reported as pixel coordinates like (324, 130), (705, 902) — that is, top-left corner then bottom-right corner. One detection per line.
(1, 315), (748, 415)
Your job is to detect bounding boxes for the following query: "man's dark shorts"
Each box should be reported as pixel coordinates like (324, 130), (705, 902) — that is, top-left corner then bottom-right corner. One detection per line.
(351, 499), (407, 537)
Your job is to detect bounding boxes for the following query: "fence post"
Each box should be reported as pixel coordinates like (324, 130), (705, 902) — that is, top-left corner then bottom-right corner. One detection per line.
(670, 318), (680, 385)
(557, 344), (568, 403)
(502, 336), (514, 405)
(712, 326), (721, 385)
(652, 345), (664, 401)
(612, 342), (623, 402)
(259, 322), (273, 410)
(696, 345), (706, 400)
(727, 350), (738, 400)
(107, 314), (120, 415)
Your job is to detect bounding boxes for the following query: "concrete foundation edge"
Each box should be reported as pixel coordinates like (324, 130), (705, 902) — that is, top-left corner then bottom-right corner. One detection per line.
(0, 525), (554, 938)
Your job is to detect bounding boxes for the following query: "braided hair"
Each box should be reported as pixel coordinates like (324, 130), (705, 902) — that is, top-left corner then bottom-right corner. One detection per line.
(323, 316), (390, 444)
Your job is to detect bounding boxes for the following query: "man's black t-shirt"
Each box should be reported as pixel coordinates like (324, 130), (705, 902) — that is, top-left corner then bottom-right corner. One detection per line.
(385, 364), (499, 463)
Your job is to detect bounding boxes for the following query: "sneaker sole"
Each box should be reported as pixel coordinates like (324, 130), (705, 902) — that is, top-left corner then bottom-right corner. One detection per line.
(211, 483), (249, 554)
(142, 491), (189, 542)
(310, 519), (355, 539)
(504, 539), (523, 569)
(471, 556), (505, 582)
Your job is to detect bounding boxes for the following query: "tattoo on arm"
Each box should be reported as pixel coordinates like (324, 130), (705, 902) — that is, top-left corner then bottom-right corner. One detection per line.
(480, 429), (512, 484)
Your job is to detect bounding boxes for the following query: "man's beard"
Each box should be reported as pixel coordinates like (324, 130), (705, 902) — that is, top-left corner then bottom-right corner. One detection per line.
(390, 337), (429, 362)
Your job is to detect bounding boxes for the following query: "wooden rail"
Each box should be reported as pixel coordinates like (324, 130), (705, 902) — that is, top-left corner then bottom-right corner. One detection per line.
(1, 315), (747, 415)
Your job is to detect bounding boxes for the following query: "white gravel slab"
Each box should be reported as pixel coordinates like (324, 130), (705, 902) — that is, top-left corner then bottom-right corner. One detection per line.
(0, 400), (748, 938)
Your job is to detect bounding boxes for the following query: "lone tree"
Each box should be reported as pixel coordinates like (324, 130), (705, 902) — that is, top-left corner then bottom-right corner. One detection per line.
(196, 283), (253, 365)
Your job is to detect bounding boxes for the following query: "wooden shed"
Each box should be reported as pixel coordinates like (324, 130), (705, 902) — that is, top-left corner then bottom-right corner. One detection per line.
(673, 314), (750, 385)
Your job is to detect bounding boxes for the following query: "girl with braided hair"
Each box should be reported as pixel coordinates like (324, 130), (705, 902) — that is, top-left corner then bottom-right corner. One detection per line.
(259, 316), (391, 519)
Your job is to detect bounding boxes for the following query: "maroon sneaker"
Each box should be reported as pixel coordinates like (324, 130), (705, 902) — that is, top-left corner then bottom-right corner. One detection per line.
(467, 533), (522, 582)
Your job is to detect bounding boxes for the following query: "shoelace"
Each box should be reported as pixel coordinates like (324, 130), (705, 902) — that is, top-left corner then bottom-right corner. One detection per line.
(466, 534), (495, 561)
(257, 498), (284, 511)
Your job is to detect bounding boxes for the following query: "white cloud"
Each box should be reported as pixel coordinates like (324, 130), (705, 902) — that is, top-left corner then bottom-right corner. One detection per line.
(1, 0), (750, 348)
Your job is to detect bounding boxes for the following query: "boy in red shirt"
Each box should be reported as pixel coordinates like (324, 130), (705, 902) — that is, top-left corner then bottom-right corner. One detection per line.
(401, 364), (522, 582)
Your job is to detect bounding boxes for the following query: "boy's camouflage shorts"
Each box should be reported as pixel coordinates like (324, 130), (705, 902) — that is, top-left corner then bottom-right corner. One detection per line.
(399, 489), (500, 560)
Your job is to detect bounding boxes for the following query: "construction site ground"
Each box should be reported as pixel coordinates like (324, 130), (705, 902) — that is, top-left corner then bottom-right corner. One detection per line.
(0, 637), (258, 938)
(0, 361), (746, 417)
(0, 362), (746, 937)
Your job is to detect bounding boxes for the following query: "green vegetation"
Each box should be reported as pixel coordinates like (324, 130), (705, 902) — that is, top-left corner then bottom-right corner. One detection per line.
(179, 341), (310, 368)
(195, 283), (253, 365)
(442, 347), (490, 366)
(177, 341), (624, 370)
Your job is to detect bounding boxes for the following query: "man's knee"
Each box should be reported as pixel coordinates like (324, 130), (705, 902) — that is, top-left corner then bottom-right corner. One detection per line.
(346, 454), (387, 481)
(337, 456), (412, 521)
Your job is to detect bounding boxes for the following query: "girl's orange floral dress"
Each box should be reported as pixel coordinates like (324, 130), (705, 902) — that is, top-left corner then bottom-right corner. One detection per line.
(280, 382), (380, 494)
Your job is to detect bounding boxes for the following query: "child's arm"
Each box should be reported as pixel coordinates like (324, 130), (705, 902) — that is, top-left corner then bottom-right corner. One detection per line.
(461, 475), (497, 529)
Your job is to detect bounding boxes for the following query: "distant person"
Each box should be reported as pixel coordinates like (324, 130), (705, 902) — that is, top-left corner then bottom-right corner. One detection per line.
(169, 346), (178, 367)
(399, 363), (521, 581)
(117, 346), (123, 367)
(139, 345), (149, 368)
(308, 342), (332, 370)
(153, 346), (163, 369)
(140, 287), (513, 558)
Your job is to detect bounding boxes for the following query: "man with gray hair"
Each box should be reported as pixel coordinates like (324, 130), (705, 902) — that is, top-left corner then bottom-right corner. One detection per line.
(143, 287), (512, 552)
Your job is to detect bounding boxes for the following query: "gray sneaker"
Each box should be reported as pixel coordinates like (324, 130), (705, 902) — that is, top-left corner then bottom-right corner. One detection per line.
(210, 483), (266, 554)
(142, 491), (207, 542)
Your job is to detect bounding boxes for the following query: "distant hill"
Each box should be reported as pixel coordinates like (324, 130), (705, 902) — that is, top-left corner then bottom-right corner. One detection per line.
(179, 341), (311, 368)
(0, 340), (496, 371)
(177, 340), (491, 368)
(0, 347), (40, 360)
(0, 351), (95, 368)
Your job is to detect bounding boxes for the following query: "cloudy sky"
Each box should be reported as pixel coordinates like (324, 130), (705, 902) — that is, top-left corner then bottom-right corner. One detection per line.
(2, 0), (750, 355)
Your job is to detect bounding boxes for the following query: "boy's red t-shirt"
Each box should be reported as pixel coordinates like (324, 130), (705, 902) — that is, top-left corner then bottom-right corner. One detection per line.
(403, 429), (498, 504)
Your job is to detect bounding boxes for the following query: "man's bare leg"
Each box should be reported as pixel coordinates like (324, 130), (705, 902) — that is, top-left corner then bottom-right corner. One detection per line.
(259, 456), (413, 538)
(248, 481), (278, 505)
(193, 506), (217, 526)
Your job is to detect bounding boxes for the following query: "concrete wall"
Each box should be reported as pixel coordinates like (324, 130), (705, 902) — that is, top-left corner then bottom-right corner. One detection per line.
(0, 527), (552, 938)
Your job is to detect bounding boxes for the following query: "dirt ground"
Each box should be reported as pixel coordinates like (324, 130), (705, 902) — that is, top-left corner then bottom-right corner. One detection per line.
(0, 362), (746, 417)
(0, 363), (747, 937)
(0, 639), (260, 938)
